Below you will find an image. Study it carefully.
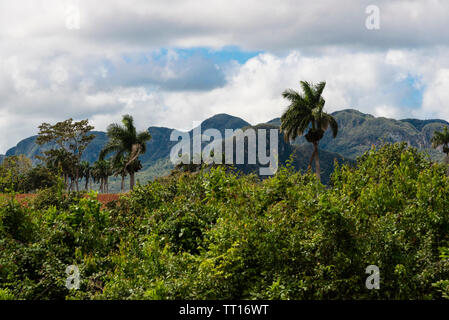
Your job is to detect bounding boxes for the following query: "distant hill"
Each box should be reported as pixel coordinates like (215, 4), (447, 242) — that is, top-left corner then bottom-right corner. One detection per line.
(267, 109), (449, 161)
(139, 114), (251, 167)
(401, 118), (449, 131)
(3, 109), (449, 189)
(219, 123), (352, 184)
(195, 113), (250, 137)
(4, 131), (108, 165)
(318, 109), (449, 160)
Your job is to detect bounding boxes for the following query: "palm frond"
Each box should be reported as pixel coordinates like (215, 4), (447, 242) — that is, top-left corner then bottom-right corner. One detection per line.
(99, 141), (122, 160)
(314, 81), (326, 99)
(300, 81), (314, 101)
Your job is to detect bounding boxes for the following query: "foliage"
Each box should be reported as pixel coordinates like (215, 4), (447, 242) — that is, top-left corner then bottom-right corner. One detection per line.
(0, 156), (57, 193)
(0, 155), (32, 192)
(316, 109), (448, 162)
(432, 126), (449, 156)
(2, 143), (449, 300)
(91, 160), (113, 193)
(5, 111), (449, 191)
(36, 119), (95, 192)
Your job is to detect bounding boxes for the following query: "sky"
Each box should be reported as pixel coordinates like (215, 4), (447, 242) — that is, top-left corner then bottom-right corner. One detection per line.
(1, 0), (449, 153)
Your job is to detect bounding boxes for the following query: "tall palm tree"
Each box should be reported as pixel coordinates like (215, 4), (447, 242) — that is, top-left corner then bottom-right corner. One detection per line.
(110, 155), (142, 193)
(431, 126), (449, 158)
(280, 81), (338, 182)
(111, 155), (127, 192)
(100, 115), (151, 190)
(79, 161), (91, 190)
(92, 160), (112, 193)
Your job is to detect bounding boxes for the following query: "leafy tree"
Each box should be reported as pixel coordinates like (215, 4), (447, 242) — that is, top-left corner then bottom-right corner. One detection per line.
(23, 165), (58, 192)
(43, 148), (74, 188)
(36, 119), (94, 191)
(431, 126), (449, 158)
(100, 115), (151, 190)
(280, 81), (338, 181)
(0, 155), (32, 192)
(0, 156), (58, 193)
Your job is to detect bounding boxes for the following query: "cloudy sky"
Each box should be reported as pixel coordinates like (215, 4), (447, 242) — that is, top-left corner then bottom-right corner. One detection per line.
(1, 0), (449, 153)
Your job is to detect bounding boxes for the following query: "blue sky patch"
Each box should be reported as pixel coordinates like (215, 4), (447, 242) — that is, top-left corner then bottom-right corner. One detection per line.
(398, 74), (423, 109)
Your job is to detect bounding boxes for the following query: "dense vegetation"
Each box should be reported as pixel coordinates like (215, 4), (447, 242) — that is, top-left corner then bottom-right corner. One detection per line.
(2, 143), (449, 300)
(4, 110), (449, 191)
(0, 155), (57, 193)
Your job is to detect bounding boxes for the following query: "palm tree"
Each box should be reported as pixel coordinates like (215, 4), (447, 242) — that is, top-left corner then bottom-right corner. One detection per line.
(44, 148), (75, 191)
(431, 126), (449, 158)
(280, 81), (338, 182)
(111, 155), (127, 192)
(79, 161), (91, 190)
(92, 160), (112, 193)
(100, 115), (151, 190)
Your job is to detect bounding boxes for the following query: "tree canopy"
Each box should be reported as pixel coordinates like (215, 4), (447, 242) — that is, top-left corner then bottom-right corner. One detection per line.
(36, 118), (95, 191)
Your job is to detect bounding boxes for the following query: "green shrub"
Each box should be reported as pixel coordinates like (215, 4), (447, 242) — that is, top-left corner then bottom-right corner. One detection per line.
(3, 143), (449, 300)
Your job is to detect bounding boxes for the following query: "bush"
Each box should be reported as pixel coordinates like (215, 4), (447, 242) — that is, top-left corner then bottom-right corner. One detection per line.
(3, 143), (449, 300)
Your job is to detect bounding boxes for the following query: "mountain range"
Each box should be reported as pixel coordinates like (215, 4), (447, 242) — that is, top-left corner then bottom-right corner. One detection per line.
(1, 109), (449, 189)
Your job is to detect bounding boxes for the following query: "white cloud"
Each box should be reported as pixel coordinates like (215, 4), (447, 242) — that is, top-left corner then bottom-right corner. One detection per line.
(156, 49), (432, 127)
(2, 0), (449, 153)
(421, 69), (449, 119)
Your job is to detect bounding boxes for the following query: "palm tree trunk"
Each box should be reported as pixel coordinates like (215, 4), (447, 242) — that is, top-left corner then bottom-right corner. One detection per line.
(130, 172), (135, 190)
(308, 146), (316, 171)
(121, 174), (125, 192)
(85, 176), (89, 190)
(313, 141), (321, 182)
(74, 168), (79, 192)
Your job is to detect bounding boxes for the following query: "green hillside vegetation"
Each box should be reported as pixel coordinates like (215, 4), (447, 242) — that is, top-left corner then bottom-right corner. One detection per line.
(269, 109), (449, 162)
(4, 131), (109, 166)
(319, 109), (449, 161)
(217, 123), (352, 185)
(2, 143), (449, 299)
(2, 110), (449, 191)
(107, 158), (173, 193)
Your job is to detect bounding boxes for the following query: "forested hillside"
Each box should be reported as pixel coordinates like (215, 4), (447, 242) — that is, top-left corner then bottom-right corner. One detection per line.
(269, 109), (449, 161)
(1, 110), (448, 189)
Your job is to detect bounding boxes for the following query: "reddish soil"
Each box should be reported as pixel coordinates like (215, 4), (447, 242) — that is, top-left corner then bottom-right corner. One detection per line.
(97, 194), (120, 203)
